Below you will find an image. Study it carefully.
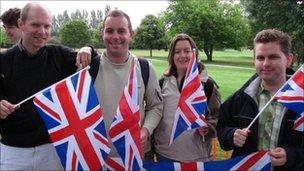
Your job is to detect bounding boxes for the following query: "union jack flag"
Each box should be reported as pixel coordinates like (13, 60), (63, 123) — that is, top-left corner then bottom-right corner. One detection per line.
(275, 64), (304, 132)
(108, 61), (143, 171)
(33, 68), (110, 171)
(143, 150), (271, 171)
(169, 50), (208, 145)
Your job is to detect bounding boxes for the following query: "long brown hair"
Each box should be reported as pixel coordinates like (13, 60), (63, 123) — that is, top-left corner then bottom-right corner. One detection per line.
(165, 33), (203, 77)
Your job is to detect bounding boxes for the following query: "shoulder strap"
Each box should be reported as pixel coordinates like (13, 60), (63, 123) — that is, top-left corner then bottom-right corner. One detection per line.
(159, 77), (165, 89)
(89, 55), (101, 83)
(203, 79), (214, 105)
(138, 58), (149, 90)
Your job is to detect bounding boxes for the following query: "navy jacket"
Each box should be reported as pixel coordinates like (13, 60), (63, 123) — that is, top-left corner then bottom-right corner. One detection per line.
(217, 74), (304, 171)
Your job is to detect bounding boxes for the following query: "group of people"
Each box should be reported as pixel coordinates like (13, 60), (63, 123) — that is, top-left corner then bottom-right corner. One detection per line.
(0, 2), (303, 171)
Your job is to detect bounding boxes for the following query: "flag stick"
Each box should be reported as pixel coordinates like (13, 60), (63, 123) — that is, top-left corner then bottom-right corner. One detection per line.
(15, 66), (90, 107)
(246, 64), (303, 131)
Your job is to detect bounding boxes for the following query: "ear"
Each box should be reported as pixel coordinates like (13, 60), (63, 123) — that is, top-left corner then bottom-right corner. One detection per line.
(17, 18), (24, 31)
(286, 53), (294, 67)
(130, 30), (134, 39)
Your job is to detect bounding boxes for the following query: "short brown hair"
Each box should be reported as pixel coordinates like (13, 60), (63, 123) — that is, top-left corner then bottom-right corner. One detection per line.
(166, 33), (203, 77)
(0, 8), (20, 26)
(253, 29), (292, 56)
(102, 10), (132, 32)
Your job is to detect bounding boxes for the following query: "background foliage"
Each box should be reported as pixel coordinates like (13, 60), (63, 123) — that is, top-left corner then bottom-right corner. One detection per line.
(60, 20), (91, 48)
(241, 0), (304, 65)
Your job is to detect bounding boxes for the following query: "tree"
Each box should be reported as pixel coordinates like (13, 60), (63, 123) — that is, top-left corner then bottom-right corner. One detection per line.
(59, 20), (91, 48)
(90, 9), (103, 29)
(104, 5), (111, 16)
(51, 15), (60, 36)
(241, 0), (304, 65)
(164, 0), (250, 61)
(90, 28), (103, 48)
(133, 15), (166, 57)
(71, 9), (89, 23)
(0, 28), (10, 47)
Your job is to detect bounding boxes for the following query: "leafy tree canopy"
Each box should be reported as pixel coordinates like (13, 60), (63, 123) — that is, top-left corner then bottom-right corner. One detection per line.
(164, 0), (250, 61)
(59, 20), (91, 48)
(241, 0), (304, 65)
(133, 15), (167, 57)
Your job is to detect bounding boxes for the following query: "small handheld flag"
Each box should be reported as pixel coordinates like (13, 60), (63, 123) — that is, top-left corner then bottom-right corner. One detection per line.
(275, 64), (304, 132)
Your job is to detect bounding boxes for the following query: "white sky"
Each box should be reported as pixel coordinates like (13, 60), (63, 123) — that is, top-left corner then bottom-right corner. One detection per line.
(0, 0), (170, 28)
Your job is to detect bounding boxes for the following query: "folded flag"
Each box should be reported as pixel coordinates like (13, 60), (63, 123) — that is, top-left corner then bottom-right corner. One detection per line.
(169, 50), (208, 145)
(275, 64), (304, 132)
(143, 150), (271, 171)
(33, 68), (110, 171)
(109, 61), (143, 171)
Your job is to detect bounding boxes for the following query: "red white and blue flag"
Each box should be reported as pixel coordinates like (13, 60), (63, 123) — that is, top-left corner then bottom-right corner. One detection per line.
(33, 68), (110, 171)
(275, 64), (304, 132)
(143, 150), (271, 171)
(169, 50), (208, 145)
(109, 61), (143, 171)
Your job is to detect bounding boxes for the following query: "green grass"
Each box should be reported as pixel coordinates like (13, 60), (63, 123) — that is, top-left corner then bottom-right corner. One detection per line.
(207, 65), (255, 100)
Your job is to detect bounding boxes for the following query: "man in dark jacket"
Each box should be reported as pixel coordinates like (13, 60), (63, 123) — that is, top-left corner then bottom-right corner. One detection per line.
(0, 3), (95, 170)
(217, 29), (303, 171)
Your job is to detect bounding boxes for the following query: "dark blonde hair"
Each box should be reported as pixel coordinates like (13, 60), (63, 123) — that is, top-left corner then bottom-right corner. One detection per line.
(166, 33), (203, 77)
(254, 29), (292, 56)
(102, 9), (132, 32)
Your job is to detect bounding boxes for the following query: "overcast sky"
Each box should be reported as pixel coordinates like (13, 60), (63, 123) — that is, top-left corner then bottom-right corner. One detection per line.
(0, 0), (170, 28)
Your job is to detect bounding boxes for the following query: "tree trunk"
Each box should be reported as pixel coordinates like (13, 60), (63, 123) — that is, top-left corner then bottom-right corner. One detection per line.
(150, 49), (152, 57)
(203, 44), (213, 62)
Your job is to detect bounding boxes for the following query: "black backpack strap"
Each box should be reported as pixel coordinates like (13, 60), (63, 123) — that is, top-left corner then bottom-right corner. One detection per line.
(203, 76), (219, 105)
(138, 58), (149, 90)
(89, 55), (101, 83)
(159, 77), (165, 89)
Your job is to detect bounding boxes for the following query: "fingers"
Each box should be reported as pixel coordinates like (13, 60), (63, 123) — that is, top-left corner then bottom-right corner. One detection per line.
(0, 100), (16, 119)
(198, 126), (209, 136)
(233, 128), (250, 147)
(140, 127), (149, 144)
(269, 148), (286, 158)
(269, 148), (287, 166)
(76, 47), (92, 68)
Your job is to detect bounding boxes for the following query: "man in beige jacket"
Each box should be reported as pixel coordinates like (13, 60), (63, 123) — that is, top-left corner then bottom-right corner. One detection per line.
(91, 9), (163, 161)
